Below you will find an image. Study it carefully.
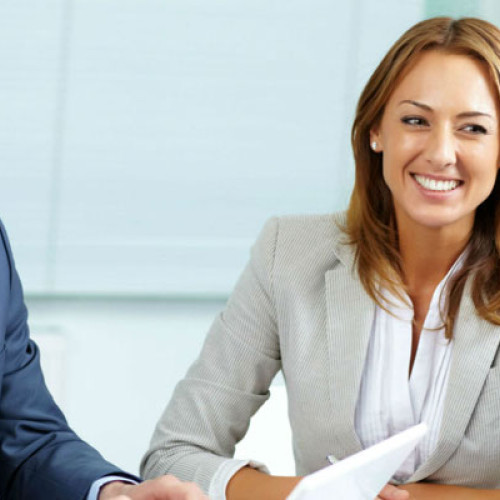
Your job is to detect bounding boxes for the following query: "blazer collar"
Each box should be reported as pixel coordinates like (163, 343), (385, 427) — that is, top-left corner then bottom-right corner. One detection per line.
(325, 237), (373, 459)
(410, 279), (500, 481)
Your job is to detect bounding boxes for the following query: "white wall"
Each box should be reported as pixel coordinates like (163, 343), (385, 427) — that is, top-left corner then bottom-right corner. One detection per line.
(1, 0), (423, 296)
(28, 296), (222, 474)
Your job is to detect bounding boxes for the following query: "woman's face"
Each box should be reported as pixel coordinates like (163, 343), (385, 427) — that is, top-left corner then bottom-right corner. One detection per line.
(371, 50), (500, 236)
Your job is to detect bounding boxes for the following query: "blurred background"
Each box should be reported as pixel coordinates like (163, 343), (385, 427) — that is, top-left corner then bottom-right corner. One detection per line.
(0, 0), (497, 477)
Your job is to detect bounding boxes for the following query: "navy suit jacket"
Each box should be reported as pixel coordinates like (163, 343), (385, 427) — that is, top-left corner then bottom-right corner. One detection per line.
(0, 221), (130, 499)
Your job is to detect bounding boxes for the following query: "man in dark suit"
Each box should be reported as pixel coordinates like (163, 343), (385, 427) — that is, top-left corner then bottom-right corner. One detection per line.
(0, 221), (206, 499)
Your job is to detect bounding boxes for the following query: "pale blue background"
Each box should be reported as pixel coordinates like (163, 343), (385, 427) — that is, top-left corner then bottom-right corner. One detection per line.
(0, 0), (497, 476)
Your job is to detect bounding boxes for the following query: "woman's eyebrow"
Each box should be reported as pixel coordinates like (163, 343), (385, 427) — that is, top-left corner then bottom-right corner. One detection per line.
(457, 110), (494, 119)
(398, 99), (494, 119)
(398, 99), (432, 111)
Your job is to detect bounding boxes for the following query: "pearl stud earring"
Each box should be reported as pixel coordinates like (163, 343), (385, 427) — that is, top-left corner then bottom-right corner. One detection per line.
(371, 141), (377, 151)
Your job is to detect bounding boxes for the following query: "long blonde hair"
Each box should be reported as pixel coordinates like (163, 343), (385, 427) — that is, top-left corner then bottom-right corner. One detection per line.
(345, 17), (500, 337)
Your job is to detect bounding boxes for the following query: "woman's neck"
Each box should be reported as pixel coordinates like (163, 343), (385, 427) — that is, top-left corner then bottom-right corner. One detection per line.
(397, 220), (471, 293)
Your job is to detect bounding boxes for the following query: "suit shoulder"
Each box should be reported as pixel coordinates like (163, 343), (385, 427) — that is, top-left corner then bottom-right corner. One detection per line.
(274, 211), (346, 247)
(0, 219), (14, 275)
(268, 212), (348, 270)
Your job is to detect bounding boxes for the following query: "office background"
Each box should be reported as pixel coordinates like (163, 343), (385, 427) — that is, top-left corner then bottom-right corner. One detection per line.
(0, 0), (497, 475)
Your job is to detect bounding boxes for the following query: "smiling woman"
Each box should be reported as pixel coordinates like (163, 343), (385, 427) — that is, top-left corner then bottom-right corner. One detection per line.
(142, 17), (500, 500)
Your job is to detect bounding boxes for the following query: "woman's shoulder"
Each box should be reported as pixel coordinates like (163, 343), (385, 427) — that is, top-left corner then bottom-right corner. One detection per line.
(268, 211), (347, 247)
(255, 211), (350, 270)
(275, 211), (346, 234)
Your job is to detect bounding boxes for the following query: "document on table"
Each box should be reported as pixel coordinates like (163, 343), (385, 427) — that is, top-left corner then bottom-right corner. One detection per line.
(287, 423), (427, 500)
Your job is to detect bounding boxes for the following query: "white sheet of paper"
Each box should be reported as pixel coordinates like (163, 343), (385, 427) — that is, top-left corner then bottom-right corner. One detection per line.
(287, 423), (428, 500)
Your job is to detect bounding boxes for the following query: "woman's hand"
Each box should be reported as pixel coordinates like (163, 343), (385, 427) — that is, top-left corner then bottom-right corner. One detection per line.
(377, 483), (410, 499)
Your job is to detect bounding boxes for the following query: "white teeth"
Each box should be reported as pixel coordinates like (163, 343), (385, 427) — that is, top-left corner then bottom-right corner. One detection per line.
(414, 175), (459, 192)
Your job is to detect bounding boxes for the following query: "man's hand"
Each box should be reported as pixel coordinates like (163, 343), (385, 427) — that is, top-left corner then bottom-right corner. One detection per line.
(377, 483), (410, 500)
(98, 476), (209, 500)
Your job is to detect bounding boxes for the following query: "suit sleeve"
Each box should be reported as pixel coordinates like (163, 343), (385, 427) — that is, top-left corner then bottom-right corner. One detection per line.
(0, 221), (132, 499)
(140, 217), (282, 494)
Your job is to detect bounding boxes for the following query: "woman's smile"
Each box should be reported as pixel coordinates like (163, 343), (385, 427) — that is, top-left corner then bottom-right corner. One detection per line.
(411, 174), (461, 192)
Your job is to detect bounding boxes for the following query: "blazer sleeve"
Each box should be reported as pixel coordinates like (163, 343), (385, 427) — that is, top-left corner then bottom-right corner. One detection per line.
(140, 217), (283, 493)
(0, 221), (132, 499)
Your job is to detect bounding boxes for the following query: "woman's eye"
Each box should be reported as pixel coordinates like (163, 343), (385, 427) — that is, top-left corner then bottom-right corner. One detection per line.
(401, 116), (427, 126)
(462, 124), (488, 134)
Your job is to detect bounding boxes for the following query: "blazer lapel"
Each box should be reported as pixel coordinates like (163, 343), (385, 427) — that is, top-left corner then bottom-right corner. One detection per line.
(410, 280), (500, 481)
(325, 239), (375, 459)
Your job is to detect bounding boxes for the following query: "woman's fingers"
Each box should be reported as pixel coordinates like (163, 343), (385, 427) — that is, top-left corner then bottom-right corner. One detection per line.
(377, 483), (410, 499)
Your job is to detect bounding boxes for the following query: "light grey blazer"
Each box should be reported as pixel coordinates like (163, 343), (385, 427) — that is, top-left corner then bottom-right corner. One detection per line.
(141, 213), (500, 491)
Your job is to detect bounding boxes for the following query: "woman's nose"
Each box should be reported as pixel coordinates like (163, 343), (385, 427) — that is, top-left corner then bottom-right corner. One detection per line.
(424, 128), (457, 169)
